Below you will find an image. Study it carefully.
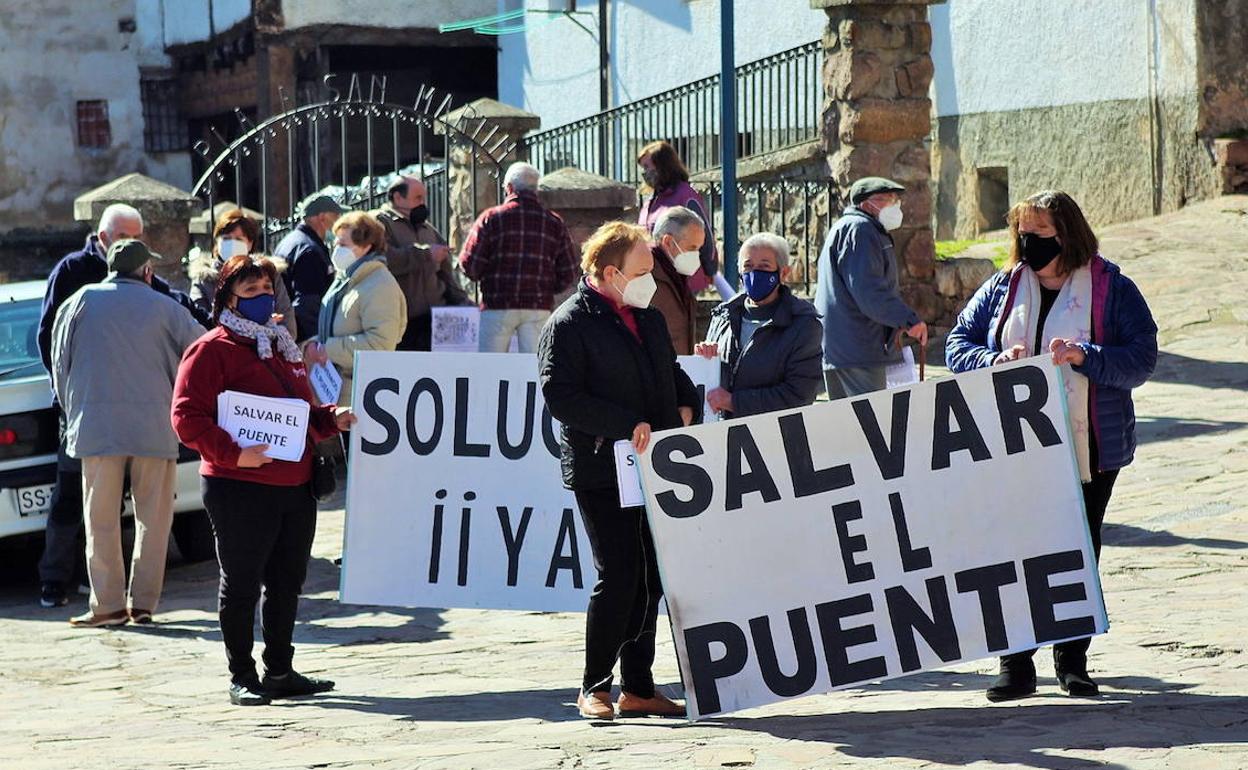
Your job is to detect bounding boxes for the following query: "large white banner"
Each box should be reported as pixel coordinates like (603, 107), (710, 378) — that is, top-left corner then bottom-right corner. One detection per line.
(636, 357), (1106, 719)
(340, 351), (719, 611)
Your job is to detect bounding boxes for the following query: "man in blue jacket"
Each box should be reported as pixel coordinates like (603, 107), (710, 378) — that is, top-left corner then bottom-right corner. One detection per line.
(814, 177), (927, 399)
(275, 194), (347, 342)
(35, 203), (208, 609)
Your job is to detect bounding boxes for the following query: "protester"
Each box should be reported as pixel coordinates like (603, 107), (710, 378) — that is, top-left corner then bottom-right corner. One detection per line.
(695, 233), (822, 418)
(189, 209), (297, 337)
(49, 239), (204, 627)
(34, 203), (208, 609)
(946, 190), (1158, 702)
(458, 162), (578, 353)
(172, 254), (353, 705)
(538, 221), (700, 720)
(814, 176), (928, 399)
(275, 195), (348, 341)
(302, 211), (406, 405)
(636, 141), (731, 300)
(648, 206), (705, 356)
(374, 176), (466, 351)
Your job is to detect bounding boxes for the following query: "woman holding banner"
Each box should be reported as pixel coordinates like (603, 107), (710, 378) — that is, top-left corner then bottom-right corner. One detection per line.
(172, 254), (355, 706)
(946, 190), (1157, 702)
(538, 221), (701, 720)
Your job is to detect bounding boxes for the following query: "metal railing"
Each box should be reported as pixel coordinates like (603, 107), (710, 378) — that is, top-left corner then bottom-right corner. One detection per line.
(523, 41), (821, 185)
(693, 179), (841, 295)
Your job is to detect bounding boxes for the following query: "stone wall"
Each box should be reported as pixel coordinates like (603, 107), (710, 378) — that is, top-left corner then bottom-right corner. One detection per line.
(817, 0), (942, 324)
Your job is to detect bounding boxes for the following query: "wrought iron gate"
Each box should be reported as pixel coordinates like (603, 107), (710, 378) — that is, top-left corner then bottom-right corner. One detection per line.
(190, 81), (512, 251)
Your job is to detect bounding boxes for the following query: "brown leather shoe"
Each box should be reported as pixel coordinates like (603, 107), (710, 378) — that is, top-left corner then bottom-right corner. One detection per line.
(128, 608), (153, 625)
(576, 690), (615, 720)
(617, 691), (686, 718)
(68, 610), (129, 628)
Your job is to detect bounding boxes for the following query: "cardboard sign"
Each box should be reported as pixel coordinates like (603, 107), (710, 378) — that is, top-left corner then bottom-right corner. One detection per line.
(636, 357), (1104, 719)
(309, 362), (343, 405)
(340, 352), (719, 612)
(216, 390), (310, 462)
(431, 306), (480, 352)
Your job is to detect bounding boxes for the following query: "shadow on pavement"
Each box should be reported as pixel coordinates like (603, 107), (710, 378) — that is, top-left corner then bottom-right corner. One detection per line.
(1135, 415), (1248, 444)
(718, 688), (1248, 770)
(1102, 523), (1247, 550)
(1150, 351), (1248, 390)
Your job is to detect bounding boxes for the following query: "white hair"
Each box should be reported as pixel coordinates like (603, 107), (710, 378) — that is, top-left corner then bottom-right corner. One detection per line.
(739, 232), (791, 269)
(98, 203), (143, 240)
(652, 206), (705, 242)
(504, 162), (541, 193)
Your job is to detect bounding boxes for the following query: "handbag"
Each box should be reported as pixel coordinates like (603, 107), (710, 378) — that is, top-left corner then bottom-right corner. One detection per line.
(258, 356), (339, 502)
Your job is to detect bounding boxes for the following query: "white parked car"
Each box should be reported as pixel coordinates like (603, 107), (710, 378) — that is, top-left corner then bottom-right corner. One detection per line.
(0, 280), (215, 561)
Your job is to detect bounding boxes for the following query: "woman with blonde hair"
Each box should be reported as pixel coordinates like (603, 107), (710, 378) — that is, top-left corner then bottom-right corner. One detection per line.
(538, 221), (701, 720)
(302, 211), (407, 405)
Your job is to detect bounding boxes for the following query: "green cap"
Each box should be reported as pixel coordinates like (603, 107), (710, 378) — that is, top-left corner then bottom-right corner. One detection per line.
(107, 238), (165, 274)
(299, 194), (348, 218)
(849, 176), (906, 204)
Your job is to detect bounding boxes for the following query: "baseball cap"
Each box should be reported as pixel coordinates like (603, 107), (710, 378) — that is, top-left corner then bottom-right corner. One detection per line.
(107, 239), (165, 274)
(299, 194), (349, 218)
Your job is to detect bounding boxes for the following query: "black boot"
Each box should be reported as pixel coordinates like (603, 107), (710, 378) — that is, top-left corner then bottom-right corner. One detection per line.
(1057, 670), (1099, 697)
(986, 656), (1037, 702)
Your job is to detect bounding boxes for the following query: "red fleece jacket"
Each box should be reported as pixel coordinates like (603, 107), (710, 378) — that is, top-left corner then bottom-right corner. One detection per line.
(172, 327), (339, 487)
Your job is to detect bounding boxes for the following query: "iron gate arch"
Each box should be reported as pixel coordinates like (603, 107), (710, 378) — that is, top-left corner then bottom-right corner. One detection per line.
(191, 86), (512, 252)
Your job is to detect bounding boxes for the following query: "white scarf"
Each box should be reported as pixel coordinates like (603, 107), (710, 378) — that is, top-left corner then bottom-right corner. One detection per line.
(218, 308), (303, 363)
(998, 265), (1093, 482)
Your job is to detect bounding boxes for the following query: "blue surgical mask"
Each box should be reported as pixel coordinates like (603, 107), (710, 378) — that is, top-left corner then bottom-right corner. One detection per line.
(235, 293), (275, 325)
(742, 269), (780, 302)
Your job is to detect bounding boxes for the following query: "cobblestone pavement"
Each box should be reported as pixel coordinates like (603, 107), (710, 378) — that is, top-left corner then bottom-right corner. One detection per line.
(1, 198), (1245, 770)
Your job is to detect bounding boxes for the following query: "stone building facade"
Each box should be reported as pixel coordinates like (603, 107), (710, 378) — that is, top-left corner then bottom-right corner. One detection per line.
(930, 0), (1248, 238)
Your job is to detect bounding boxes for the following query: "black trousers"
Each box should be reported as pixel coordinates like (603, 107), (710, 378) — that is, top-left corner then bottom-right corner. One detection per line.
(38, 409), (85, 585)
(201, 476), (317, 683)
(397, 312), (430, 352)
(1002, 466), (1120, 675)
(574, 488), (663, 697)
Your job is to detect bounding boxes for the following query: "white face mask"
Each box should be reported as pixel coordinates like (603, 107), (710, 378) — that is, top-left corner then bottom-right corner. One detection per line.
(331, 245), (359, 272)
(877, 203), (904, 231)
(613, 271), (658, 309)
(672, 249), (701, 276)
(217, 237), (249, 260)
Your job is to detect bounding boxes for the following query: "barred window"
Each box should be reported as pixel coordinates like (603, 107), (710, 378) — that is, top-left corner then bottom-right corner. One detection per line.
(141, 79), (186, 153)
(75, 100), (111, 149)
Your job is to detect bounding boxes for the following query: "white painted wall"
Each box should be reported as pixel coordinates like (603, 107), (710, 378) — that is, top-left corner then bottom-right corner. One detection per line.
(930, 0), (1197, 118)
(498, 0), (826, 130)
(282, 0), (497, 30)
(0, 0), (192, 230)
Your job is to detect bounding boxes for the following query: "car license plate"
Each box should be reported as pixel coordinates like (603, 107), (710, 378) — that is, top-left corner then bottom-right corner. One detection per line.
(16, 484), (55, 516)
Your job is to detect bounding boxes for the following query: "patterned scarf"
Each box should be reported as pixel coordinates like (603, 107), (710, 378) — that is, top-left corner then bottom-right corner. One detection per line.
(218, 308), (303, 363)
(997, 264), (1094, 482)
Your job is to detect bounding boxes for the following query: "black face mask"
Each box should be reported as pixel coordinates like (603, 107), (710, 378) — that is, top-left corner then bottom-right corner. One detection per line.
(409, 204), (429, 227)
(1019, 232), (1062, 271)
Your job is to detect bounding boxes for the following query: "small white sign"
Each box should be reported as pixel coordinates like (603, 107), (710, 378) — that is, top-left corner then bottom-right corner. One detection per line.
(886, 346), (920, 389)
(431, 306), (480, 352)
(613, 440), (643, 508)
(216, 390), (310, 462)
(309, 362), (343, 405)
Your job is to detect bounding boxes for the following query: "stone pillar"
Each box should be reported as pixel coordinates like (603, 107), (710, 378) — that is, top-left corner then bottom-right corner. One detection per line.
(536, 166), (637, 306)
(814, 0), (943, 324)
(73, 173), (201, 290)
(439, 99), (541, 250)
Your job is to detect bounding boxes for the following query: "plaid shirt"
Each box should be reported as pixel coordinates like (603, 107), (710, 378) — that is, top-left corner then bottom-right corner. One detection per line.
(458, 191), (578, 310)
